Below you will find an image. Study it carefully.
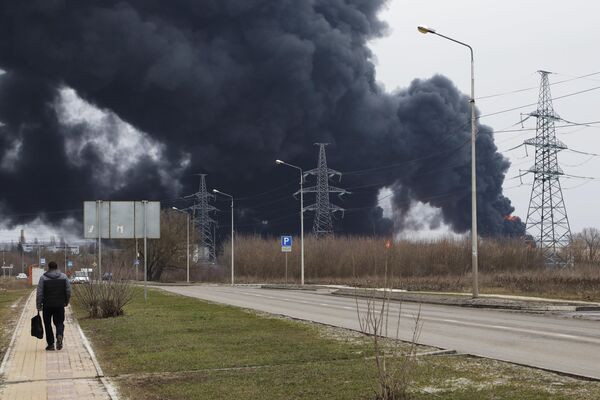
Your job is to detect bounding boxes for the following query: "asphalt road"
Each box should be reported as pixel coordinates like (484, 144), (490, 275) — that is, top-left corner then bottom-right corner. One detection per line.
(159, 285), (600, 380)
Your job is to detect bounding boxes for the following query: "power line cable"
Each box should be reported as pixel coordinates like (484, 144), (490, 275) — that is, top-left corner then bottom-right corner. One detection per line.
(562, 156), (596, 168)
(344, 137), (470, 176)
(479, 85), (600, 119)
(566, 148), (600, 157)
(476, 71), (600, 100)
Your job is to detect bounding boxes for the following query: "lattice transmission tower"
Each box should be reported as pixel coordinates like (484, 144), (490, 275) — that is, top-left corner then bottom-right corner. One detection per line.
(187, 174), (218, 263)
(301, 143), (349, 238)
(524, 71), (572, 267)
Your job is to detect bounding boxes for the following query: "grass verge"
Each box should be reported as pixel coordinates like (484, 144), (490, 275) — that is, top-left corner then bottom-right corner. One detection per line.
(74, 288), (600, 399)
(0, 283), (31, 362)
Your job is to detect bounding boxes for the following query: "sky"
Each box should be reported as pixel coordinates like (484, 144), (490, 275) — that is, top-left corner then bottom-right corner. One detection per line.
(0, 0), (598, 243)
(369, 0), (600, 234)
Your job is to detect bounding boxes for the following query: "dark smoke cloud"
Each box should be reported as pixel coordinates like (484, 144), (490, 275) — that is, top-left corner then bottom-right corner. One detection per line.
(0, 0), (524, 237)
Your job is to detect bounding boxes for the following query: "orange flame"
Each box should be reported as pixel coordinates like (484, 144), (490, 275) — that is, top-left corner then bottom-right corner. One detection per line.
(504, 215), (520, 222)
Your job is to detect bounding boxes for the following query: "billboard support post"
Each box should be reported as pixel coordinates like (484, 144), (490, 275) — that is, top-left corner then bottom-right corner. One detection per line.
(84, 200), (160, 298)
(97, 200), (102, 280)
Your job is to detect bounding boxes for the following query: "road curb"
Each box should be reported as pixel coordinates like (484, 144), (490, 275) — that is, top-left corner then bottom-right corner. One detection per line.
(75, 318), (120, 399)
(331, 288), (600, 312)
(261, 284), (319, 291)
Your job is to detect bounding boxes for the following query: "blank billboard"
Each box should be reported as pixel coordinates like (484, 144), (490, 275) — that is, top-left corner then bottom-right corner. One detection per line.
(83, 201), (160, 239)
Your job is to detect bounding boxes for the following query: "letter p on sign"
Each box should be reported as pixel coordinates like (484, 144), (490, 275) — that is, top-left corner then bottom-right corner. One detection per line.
(281, 236), (292, 252)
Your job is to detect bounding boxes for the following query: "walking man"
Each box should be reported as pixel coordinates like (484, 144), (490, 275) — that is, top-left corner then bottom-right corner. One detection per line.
(36, 261), (71, 351)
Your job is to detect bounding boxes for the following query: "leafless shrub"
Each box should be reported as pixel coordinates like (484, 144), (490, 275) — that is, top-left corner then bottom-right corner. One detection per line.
(355, 254), (422, 400)
(215, 235), (599, 300)
(158, 263), (225, 283)
(220, 235), (544, 283)
(73, 270), (134, 318)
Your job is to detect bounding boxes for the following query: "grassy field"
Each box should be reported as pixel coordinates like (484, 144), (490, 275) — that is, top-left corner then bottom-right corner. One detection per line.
(73, 288), (600, 399)
(0, 280), (31, 362)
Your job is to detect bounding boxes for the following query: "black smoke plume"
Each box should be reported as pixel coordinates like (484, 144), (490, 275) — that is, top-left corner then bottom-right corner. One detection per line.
(0, 0), (524, 237)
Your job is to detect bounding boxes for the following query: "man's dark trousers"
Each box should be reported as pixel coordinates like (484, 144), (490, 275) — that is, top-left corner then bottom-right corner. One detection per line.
(42, 306), (65, 346)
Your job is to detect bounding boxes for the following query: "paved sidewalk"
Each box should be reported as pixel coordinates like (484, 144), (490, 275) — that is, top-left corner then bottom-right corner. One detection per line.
(0, 291), (113, 400)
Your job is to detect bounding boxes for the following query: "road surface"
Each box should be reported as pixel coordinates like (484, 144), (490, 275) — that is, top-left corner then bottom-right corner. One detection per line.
(159, 285), (600, 380)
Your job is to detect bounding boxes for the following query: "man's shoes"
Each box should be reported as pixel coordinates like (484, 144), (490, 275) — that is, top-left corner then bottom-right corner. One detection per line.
(56, 335), (63, 350)
(45, 344), (55, 351)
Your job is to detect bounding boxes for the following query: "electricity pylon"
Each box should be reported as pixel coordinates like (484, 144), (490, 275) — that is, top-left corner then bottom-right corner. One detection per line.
(187, 174), (218, 263)
(524, 71), (572, 267)
(301, 143), (349, 238)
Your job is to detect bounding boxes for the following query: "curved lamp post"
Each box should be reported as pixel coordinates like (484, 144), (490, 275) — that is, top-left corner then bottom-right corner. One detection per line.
(275, 159), (305, 285)
(418, 25), (479, 298)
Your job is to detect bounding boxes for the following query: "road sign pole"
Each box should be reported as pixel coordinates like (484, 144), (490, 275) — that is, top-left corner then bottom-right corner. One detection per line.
(285, 252), (288, 286)
(135, 237), (140, 281)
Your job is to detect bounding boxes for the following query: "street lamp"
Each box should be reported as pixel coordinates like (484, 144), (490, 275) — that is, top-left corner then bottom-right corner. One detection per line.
(275, 159), (305, 286)
(418, 25), (479, 298)
(212, 189), (235, 286)
(171, 207), (190, 284)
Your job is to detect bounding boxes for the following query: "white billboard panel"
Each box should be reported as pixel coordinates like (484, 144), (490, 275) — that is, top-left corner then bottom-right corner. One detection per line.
(83, 201), (160, 239)
(83, 201), (110, 238)
(110, 201), (135, 239)
(134, 201), (161, 239)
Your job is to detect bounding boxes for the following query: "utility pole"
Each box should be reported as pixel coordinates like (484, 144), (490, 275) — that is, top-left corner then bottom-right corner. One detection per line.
(417, 25), (479, 298)
(63, 239), (67, 272)
(276, 159), (305, 285)
(186, 174), (218, 263)
(19, 229), (25, 274)
(524, 71), (572, 267)
(143, 200), (148, 300)
(301, 144), (349, 238)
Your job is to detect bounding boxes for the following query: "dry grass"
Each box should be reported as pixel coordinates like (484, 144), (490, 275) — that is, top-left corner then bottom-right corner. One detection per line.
(219, 235), (543, 281)
(215, 235), (600, 301)
(0, 278), (29, 291)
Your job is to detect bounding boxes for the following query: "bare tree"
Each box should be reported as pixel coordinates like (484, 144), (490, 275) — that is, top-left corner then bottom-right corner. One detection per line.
(577, 228), (600, 264)
(355, 251), (422, 400)
(121, 209), (188, 281)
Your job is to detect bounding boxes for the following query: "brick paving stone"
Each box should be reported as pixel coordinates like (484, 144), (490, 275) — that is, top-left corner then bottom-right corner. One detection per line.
(0, 291), (112, 400)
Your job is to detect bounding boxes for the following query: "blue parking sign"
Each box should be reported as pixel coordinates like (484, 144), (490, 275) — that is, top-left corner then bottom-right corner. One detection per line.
(281, 236), (292, 252)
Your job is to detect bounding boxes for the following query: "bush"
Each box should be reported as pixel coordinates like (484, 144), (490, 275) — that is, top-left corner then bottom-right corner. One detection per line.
(74, 271), (133, 318)
(218, 235), (544, 283)
(215, 235), (600, 301)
